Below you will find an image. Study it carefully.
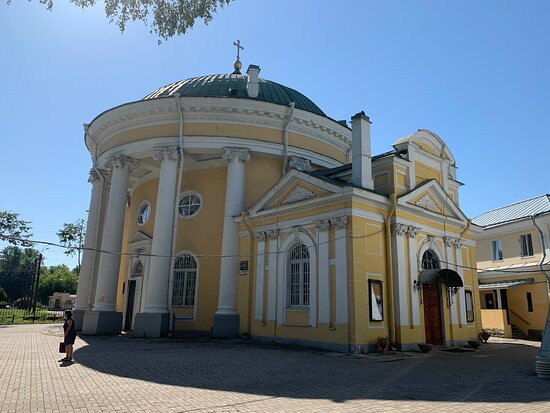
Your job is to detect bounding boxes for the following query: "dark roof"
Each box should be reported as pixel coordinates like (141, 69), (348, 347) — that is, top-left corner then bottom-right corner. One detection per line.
(472, 194), (550, 228)
(143, 73), (326, 117)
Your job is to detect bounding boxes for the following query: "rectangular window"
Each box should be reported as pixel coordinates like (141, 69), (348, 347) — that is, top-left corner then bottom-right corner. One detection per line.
(491, 240), (503, 261)
(520, 234), (534, 257)
(369, 280), (384, 321)
(526, 292), (533, 312)
(465, 290), (474, 322)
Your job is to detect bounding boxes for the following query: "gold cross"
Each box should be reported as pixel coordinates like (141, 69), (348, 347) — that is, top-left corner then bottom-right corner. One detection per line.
(233, 39), (244, 61)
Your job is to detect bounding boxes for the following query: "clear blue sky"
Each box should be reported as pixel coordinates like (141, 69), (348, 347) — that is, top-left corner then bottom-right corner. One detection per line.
(1, 0), (549, 268)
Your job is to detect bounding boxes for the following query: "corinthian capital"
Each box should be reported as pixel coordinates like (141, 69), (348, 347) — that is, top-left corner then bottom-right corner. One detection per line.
(287, 156), (312, 172)
(153, 146), (180, 163)
(223, 147), (250, 164)
(107, 155), (138, 172)
(332, 216), (348, 230)
(406, 226), (420, 238)
(255, 232), (266, 242)
(88, 168), (107, 184)
(266, 229), (279, 240)
(315, 219), (330, 231)
(391, 223), (408, 236)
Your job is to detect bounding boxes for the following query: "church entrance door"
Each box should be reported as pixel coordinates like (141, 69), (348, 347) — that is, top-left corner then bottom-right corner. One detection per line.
(124, 280), (136, 331)
(423, 283), (443, 345)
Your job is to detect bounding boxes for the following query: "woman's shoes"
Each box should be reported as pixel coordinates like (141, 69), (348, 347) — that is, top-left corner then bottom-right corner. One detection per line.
(58, 357), (73, 362)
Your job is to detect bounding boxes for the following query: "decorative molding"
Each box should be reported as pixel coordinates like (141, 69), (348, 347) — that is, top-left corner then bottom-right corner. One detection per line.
(265, 229), (279, 240)
(444, 235), (464, 249)
(287, 156), (312, 172)
(281, 186), (316, 205)
(406, 225), (420, 238)
(415, 194), (442, 213)
(255, 232), (266, 242)
(153, 146), (180, 163)
(315, 219), (330, 231)
(223, 147), (251, 164)
(391, 223), (408, 236)
(106, 155), (138, 172)
(88, 168), (109, 184)
(332, 216), (348, 230)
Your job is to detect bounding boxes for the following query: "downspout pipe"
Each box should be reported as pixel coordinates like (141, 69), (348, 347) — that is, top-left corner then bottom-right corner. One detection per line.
(385, 193), (397, 345)
(531, 213), (550, 376)
(281, 102), (296, 175)
(241, 212), (255, 336)
(168, 93), (185, 332)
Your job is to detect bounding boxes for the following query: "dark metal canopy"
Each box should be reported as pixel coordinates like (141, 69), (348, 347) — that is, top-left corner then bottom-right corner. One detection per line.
(418, 269), (464, 287)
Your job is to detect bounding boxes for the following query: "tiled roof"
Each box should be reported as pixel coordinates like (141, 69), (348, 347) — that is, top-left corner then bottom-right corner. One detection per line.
(143, 73), (327, 117)
(472, 194), (550, 228)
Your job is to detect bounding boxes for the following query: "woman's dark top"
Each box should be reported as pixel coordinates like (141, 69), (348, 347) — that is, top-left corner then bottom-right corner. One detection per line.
(63, 317), (77, 345)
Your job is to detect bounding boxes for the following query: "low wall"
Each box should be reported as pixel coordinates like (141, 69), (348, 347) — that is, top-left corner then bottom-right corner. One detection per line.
(481, 309), (512, 338)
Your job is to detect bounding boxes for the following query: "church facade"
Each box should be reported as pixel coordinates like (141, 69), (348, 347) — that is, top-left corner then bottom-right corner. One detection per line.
(75, 59), (481, 351)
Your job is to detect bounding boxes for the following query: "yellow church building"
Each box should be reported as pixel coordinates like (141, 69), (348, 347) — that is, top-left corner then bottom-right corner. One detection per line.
(75, 55), (481, 352)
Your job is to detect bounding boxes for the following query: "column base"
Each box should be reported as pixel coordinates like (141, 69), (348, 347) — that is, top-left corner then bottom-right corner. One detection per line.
(133, 312), (170, 338)
(212, 313), (240, 338)
(81, 310), (122, 335)
(72, 309), (86, 331)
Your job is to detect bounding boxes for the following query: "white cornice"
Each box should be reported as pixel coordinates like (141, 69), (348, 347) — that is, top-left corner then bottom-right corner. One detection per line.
(87, 97), (351, 157)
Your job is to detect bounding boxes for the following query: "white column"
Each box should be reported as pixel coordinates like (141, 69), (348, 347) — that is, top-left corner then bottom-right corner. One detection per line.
(407, 226), (421, 326)
(391, 223), (408, 326)
(254, 232), (266, 320)
(74, 169), (106, 311)
(215, 148), (250, 316)
(333, 217), (349, 324)
(316, 220), (330, 324)
(444, 236), (457, 324)
(266, 230), (279, 321)
(92, 155), (137, 311)
(455, 241), (467, 324)
(142, 147), (180, 313)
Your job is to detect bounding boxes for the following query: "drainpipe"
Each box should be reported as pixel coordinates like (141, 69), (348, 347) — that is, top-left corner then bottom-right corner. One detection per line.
(241, 212), (255, 336)
(531, 214), (550, 378)
(385, 193), (397, 345)
(281, 102), (295, 175)
(168, 93), (185, 332)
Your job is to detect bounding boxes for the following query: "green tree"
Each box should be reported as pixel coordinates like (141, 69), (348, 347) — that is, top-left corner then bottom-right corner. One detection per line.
(7, 0), (233, 42)
(0, 287), (7, 302)
(0, 211), (33, 246)
(0, 246), (40, 301)
(36, 265), (78, 305)
(57, 219), (86, 270)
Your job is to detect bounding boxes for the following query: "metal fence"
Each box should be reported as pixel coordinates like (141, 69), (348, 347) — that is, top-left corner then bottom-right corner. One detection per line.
(0, 300), (74, 325)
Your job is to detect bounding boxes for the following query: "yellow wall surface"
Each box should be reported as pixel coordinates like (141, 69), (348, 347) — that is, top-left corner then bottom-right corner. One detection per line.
(477, 229), (542, 268)
(415, 162), (441, 186)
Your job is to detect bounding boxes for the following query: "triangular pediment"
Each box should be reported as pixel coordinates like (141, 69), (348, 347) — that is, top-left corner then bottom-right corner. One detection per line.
(248, 169), (345, 216)
(398, 180), (467, 222)
(128, 231), (152, 245)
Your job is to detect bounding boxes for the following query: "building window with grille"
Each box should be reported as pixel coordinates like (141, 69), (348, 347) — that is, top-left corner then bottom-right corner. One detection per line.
(491, 240), (503, 261)
(287, 243), (310, 308)
(137, 201), (151, 226)
(465, 290), (475, 322)
(421, 249), (440, 270)
(172, 254), (198, 307)
(520, 234), (534, 257)
(178, 192), (202, 219)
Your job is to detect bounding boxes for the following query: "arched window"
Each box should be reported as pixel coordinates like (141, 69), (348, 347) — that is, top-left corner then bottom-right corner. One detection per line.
(421, 249), (440, 270)
(287, 243), (310, 308)
(132, 260), (144, 277)
(172, 254), (198, 307)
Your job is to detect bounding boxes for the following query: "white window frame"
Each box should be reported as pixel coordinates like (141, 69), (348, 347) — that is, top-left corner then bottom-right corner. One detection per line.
(287, 243), (311, 309)
(171, 253), (199, 307)
(465, 290), (474, 322)
(491, 239), (503, 261)
(177, 191), (203, 219)
(520, 234), (534, 257)
(136, 201), (151, 226)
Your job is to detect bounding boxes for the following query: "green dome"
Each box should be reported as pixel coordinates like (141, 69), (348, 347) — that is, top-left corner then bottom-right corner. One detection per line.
(143, 73), (326, 117)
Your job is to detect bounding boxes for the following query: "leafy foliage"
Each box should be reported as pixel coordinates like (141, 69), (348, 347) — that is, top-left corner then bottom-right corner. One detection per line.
(10, 0), (234, 42)
(0, 211), (33, 246)
(0, 246), (40, 301)
(57, 219), (86, 269)
(36, 265), (78, 305)
(0, 287), (7, 302)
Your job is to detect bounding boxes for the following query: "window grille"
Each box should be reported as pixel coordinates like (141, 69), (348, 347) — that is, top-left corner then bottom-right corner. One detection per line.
(172, 254), (198, 307)
(421, 249), (440, 270)
(178, 194), (202, 218)
(137, 202), (151, 225)
(287, 243), (310, 308)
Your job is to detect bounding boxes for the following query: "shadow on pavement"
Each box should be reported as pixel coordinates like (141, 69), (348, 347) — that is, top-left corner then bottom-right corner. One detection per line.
(74, 336), (548, 403)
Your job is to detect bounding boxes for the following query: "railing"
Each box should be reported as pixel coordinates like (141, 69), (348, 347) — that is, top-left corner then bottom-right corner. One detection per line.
(508, 308), (530, 326)
(0, 301), (74, 325)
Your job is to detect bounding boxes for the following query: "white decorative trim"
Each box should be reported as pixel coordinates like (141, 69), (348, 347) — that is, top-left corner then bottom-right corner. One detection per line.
(136, 200), (151, 227)
(416, 194), (442, 213)
(223, 147), (250, 164)
(287, 156), (312, 172)
(282, 186), (316, 205)
(106, 155), (138, 172)
(153, 146), (180, 163)
(255, 235), (266, 320)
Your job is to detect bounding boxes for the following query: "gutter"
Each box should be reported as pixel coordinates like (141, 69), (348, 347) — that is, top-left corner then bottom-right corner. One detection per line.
(385, 193), (397, 345)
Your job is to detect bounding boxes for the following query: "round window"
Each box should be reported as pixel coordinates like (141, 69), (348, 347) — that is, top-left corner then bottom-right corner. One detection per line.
(178, 193), (202, 218)
(137, 201), (151, 226)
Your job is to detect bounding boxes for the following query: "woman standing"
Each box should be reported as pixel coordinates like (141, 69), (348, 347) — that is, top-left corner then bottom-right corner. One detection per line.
(61, 310), (76, 362)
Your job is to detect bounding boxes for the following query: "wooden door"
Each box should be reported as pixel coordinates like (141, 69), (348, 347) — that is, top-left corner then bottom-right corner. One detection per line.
(423, 284), (442, 345)
(124, 280), (136, 331)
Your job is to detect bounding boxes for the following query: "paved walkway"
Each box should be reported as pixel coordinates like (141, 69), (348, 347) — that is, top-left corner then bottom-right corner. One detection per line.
(0, 324), (548, 412)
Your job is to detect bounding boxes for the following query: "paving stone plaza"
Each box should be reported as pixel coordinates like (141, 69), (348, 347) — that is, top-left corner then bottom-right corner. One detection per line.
(0, 324), (548, 412)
